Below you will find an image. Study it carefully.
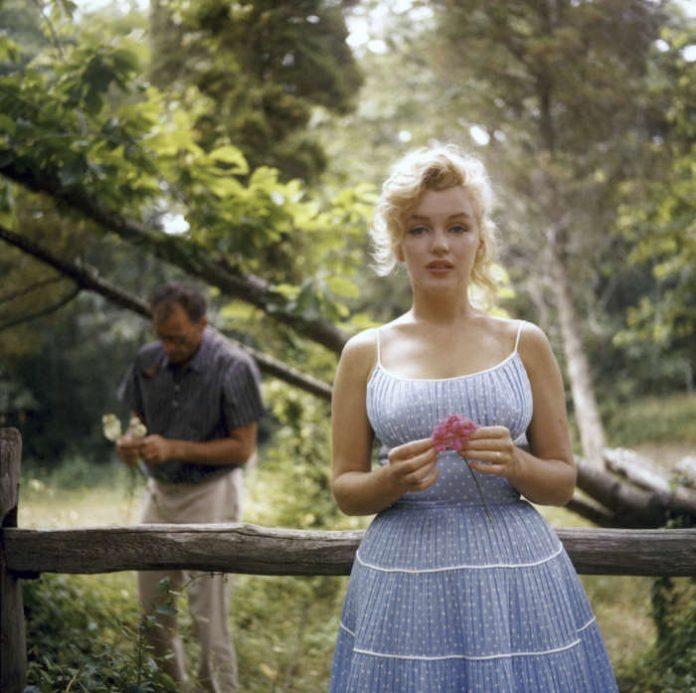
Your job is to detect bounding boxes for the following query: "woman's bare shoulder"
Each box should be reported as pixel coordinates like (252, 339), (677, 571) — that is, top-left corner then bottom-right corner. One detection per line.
(514, 320), (558, 372)
(338, 327), (380, 377)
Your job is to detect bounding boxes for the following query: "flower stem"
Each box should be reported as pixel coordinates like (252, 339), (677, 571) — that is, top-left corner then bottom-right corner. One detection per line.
(466, 462), (494, 523)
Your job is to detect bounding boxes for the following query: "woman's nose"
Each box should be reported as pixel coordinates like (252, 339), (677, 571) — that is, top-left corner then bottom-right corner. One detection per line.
(430, 228), (449, 253)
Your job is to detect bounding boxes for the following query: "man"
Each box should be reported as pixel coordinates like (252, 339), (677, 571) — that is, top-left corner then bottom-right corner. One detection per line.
(116, 282), (264, 692)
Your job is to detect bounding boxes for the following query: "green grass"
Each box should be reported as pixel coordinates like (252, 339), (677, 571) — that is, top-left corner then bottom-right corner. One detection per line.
(605, 393), (696, 447)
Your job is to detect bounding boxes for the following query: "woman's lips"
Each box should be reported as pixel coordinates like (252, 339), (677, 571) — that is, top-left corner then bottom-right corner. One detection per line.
(427, 261), (454, 273)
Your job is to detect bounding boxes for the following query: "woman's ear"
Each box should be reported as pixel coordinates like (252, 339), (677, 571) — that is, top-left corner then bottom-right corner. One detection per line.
(394, 242), (405, 262)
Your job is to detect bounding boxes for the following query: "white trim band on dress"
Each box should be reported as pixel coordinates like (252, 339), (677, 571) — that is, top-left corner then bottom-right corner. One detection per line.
(352, 639), (581, 662)
(339, 617), (597, 662)
(355, 544), (564, 574)
(577, 617), (596, 632)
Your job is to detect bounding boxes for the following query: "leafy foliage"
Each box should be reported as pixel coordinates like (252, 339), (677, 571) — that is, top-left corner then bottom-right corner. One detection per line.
(24, 573), (176, 692)
(614, 24), (696, 365)
(150, 0), (363, 182)
(618, 577), (696, 693)
(0, 0), (371, 339)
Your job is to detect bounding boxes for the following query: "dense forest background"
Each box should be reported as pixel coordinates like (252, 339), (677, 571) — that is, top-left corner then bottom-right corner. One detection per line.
(1, 0), (695, 690)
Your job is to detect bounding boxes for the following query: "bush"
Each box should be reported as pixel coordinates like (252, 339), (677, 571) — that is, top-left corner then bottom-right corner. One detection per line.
(23, 573), (176, 692)
(617, 577), (696, 693)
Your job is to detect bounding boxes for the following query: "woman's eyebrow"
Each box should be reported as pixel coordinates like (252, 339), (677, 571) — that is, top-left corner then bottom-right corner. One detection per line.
(407, 211), (473, 221)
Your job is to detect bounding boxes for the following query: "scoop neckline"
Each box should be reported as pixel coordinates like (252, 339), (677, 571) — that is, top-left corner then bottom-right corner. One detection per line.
(372, 350), (521, 383)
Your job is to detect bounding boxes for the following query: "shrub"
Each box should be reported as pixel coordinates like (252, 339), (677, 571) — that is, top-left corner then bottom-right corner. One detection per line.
(617, 577), (696, 693)
(23, 573), (176, 692)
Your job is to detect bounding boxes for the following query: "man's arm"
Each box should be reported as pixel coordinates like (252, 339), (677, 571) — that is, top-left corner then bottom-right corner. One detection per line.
(135, 422), (257, 466)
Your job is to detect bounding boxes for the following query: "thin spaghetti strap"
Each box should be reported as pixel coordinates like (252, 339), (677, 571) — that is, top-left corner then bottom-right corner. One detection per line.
(513, 320), (526, 353)
(375, 328), (382, 366)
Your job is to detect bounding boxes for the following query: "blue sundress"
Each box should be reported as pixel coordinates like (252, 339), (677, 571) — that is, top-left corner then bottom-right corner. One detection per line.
(329, 326), (618, 692)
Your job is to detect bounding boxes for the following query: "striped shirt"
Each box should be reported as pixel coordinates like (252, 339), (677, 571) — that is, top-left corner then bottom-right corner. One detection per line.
(118, 326), (264, 484)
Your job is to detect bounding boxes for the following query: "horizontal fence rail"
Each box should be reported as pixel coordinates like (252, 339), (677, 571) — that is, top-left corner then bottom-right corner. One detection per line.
(5, 523), (696, 578)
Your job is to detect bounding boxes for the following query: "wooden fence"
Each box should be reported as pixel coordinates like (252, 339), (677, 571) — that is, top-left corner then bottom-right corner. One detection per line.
(2, 427), (696, 692)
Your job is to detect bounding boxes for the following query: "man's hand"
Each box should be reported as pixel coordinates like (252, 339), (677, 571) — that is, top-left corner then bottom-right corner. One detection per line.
(138, 434), (176, 464)
(116, 436), (142, 468)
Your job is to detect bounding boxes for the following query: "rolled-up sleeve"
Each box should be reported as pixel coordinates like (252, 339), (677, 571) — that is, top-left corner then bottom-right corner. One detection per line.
(222, 357), (264, 430)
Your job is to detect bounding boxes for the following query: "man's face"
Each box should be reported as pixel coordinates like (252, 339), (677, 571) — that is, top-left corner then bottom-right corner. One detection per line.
(154, 303), (207, 365)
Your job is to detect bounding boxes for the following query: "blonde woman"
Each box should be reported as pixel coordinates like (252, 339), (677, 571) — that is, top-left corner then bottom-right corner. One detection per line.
(329, 146), (617, 692)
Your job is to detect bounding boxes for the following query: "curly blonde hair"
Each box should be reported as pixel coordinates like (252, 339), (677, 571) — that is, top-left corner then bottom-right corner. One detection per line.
(370, 144), (498, 308)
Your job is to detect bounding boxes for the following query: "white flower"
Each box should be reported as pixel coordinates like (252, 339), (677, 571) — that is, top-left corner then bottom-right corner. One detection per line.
(127, 416), (147, 439)
(102, 414), (123, 442)
(102, 413), (148, 442)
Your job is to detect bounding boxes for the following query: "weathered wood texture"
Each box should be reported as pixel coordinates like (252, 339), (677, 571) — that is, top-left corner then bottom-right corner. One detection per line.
(4, 523), (696, 577)
(0, 428), (26, 693)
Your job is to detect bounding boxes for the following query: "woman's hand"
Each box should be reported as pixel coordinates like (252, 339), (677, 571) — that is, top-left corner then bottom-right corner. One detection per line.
(458, 426), (521, 480)
(387, 437), (440, 492)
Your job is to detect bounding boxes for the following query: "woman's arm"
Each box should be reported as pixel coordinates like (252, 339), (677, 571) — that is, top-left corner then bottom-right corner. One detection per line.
(463, 322), (576, 506)
(331, 331), (439, 516)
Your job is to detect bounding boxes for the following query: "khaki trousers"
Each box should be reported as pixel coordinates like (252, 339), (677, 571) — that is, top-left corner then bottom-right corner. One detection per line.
(138, 469), (243, 693)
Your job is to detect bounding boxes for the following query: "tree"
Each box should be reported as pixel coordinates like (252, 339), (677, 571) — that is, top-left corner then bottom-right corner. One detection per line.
(0, 0), (367, 462)
(613, 22), (696, 394)
(429, 0), (691, 469)
(149, 0), (363, 183)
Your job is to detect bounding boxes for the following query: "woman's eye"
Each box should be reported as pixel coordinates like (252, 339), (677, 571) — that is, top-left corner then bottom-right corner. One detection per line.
(408, 225), (428, 235)
(449, 224), (469, 234)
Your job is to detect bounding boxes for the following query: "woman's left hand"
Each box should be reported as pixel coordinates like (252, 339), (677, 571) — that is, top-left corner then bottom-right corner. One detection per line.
(458, 426), (520, 479)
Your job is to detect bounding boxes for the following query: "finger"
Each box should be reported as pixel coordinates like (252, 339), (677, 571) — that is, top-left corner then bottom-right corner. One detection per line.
(389, 447), (438, 473)
(388, 437), (436, 462)
(463, 449), (510, 468)
(403, 460), (439, 490)
(392, 460), (437, 490)
(413, 466), (439, 490)
(118, 439), (139, 450)
(467, 426), (510, 441)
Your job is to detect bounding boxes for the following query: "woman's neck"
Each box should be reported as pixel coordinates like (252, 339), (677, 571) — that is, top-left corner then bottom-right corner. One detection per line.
(409, 293), (476, 325)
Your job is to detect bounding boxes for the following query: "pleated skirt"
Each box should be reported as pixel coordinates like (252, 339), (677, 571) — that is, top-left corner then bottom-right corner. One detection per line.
(329, 499), (618, 693)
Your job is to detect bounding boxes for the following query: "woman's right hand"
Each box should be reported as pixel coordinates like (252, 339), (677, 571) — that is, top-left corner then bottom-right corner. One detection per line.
(387, 437), (439, 492)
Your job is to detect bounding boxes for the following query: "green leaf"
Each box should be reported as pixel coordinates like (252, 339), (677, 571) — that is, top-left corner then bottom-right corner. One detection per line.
(0, 115), (16, 136)
(327, 276), (360, 299)
(209, 145), (249, 174)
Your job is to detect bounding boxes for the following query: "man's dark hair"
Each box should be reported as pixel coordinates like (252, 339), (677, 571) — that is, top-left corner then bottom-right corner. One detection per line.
(150, 282), (207, 322)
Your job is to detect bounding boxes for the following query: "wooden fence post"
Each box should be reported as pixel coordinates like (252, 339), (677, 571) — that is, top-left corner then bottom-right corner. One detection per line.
(1, 428), (25, 693)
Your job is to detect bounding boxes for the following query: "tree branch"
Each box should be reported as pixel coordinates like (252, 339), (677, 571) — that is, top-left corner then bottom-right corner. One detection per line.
(575, 455), (695, 528)
(0, 161), (349, 354)
(0, 286), (81, 331)
(0, 276), (65, 306)
(0, 224), (332, 402)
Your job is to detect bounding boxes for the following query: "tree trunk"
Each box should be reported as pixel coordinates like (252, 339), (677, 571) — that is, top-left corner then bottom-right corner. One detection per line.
(552, 253), (607, 469)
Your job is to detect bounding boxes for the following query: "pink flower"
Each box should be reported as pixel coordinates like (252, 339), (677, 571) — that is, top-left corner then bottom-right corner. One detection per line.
(432, 415), (479, 452)
(432, 414), (493, 522)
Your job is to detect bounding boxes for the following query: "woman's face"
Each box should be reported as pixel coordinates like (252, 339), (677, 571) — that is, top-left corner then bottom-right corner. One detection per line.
(396, 186), (482, 294)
